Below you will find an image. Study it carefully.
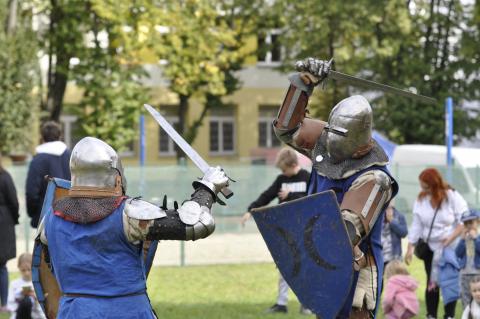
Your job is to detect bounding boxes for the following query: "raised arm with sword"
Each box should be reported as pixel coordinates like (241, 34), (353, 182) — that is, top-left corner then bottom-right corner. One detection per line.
(144, 104), (234, 204)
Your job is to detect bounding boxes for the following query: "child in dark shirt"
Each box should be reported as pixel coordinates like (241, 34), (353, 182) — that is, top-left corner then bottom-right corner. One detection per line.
(241, 147), (310, 315)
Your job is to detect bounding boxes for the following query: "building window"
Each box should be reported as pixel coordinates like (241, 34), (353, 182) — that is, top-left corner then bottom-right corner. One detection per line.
(258, 121), (281, 148)
(159, 116), (179, 156)
(258, 107), (281, 148)
(210, 111), (235, 155)
(257, 29), (282, 66)
(119, 140), (135, 157)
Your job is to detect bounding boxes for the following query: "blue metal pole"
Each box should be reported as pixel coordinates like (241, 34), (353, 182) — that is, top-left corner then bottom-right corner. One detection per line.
(445, 97), (453, 183)
(140, 115), (146, 167)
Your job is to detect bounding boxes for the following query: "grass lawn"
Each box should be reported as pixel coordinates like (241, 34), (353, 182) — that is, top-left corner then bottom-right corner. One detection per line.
(1, 259), (463, 319)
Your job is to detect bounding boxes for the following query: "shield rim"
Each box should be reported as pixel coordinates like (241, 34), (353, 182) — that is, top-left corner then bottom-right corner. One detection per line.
(252, 190), (354, 318)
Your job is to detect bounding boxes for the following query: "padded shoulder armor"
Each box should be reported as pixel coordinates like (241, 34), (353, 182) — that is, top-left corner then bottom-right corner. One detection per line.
(124, 198), (167, 220)
(341, 169), (393, 238)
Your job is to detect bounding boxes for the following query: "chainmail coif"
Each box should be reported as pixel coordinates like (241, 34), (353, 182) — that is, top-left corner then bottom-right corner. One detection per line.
(312, 132), (389, 180)
(53, 197), (125, 224)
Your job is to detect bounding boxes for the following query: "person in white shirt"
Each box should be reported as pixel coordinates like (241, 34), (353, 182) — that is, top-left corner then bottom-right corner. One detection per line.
(462, 276), (480, 319)
(7, 253), (45, 319)
(404, 168), (468, 319)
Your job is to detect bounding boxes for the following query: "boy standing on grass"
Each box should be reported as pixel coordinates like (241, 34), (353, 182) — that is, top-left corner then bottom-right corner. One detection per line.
(456, 209), (480, 308)
(241, 147), (311, 315)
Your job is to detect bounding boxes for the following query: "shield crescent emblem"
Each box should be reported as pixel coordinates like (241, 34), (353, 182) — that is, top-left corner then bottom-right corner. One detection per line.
(252, 190), (354, 319)
(32, 178), (159, 318)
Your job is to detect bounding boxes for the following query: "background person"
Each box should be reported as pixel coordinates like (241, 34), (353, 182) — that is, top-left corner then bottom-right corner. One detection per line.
(455, 209), (480, 308)
(26, 121), (71, 228)
(6, 253), (45, 319)
(0, 153), (19, 313)
(462, 275), (480, 319)
(382, 259), (419, 319)
(405, 167), (467, 319)
(241, 147), (311, 314)
(382, 201), (408, 267)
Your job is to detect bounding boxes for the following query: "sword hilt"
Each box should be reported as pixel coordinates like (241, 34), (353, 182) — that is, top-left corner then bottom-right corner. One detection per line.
(220, 187), (234, 199)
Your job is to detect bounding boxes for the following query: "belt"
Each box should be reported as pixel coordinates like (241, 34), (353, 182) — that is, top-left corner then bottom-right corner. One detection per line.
(63, 291), (145, 299)
(353, 250), (376, 270)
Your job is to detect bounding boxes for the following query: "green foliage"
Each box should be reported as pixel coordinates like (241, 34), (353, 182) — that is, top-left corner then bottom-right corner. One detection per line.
(33, 0), (149, 150)
(275, 0), (480, 144)
(70, 1), (148, 150)
(75, 57), (147, 151)
(144, 0), (265, 145)
(371, 0), (480, 144)
(0, 0), (39, 154)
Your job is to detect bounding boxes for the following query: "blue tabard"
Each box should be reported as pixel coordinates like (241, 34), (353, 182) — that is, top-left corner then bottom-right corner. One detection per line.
(308, 165), (398, 318)
(44, 200), (155, 319)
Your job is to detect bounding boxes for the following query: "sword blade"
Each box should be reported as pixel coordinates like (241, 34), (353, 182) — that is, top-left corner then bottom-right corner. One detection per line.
(144, 104), (210, 173)
(329, 70), (437, 105)
(144, 104), (234, 200)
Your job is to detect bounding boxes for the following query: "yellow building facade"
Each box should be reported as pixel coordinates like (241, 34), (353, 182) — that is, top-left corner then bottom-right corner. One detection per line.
(62, 65), (289, 166)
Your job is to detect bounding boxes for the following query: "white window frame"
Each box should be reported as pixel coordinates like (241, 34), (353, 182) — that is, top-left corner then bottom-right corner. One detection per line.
(209, 115), (236, 156)
(258, 117), (280, 148)
(257, 28), (282, 67)
(158, 116), (179, 156)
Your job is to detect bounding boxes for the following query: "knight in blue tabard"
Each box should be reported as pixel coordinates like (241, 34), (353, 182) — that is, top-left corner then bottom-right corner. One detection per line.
(36, 137), (228, 319)
(273, 58), (399, 319)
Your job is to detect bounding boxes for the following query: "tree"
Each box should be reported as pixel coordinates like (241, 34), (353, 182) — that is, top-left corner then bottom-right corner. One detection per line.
(38, 0), (86, 122)
(0, 0), (39, 155)
(72, 1), (148, 150)
(33, 0), (148, 150)
(274, 0), (480, 144)
(142, 0), (266, 159)
(273, 0), (407, 119)
(186, 0), (267, 144)
(371, 0), (480, 144)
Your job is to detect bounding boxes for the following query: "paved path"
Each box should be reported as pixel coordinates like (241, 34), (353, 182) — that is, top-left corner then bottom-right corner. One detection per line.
(7, 224), (273, 271)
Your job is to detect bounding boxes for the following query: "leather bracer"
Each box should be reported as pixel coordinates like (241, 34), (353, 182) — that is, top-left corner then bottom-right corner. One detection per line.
(273, 73), (325, 154)
(340, 170), (392, 244)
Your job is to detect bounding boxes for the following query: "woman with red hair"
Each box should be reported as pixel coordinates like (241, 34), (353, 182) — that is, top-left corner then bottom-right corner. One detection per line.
(405, 168), (468, 319)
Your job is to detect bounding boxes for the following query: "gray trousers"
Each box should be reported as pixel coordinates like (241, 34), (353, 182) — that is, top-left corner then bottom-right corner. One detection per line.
(276, 271), (290, 306)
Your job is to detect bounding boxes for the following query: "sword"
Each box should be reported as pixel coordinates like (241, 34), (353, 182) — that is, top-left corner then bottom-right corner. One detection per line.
(297, 59), (437, 105)
(144, 104), (234, 200)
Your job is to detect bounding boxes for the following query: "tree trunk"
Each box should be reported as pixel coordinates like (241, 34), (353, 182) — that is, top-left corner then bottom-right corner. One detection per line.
(185, 95), (216, 144)
(176, 94), (189, 162)
(423, 0), (436, 64)
(45, 3), (70, 122)
(47, 51), (70, 122)
(5, 0), (17, 35)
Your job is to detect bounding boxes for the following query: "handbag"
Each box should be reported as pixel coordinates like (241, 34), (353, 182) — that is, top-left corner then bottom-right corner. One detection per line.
(414, 206), (440, 260)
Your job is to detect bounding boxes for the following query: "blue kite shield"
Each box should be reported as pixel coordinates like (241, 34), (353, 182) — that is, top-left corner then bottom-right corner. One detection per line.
(32, 177), (159, 318)
(252, 190), (354, 319)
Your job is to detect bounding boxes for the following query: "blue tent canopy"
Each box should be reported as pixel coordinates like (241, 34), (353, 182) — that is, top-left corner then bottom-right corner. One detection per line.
(372, 130), (396, 161)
